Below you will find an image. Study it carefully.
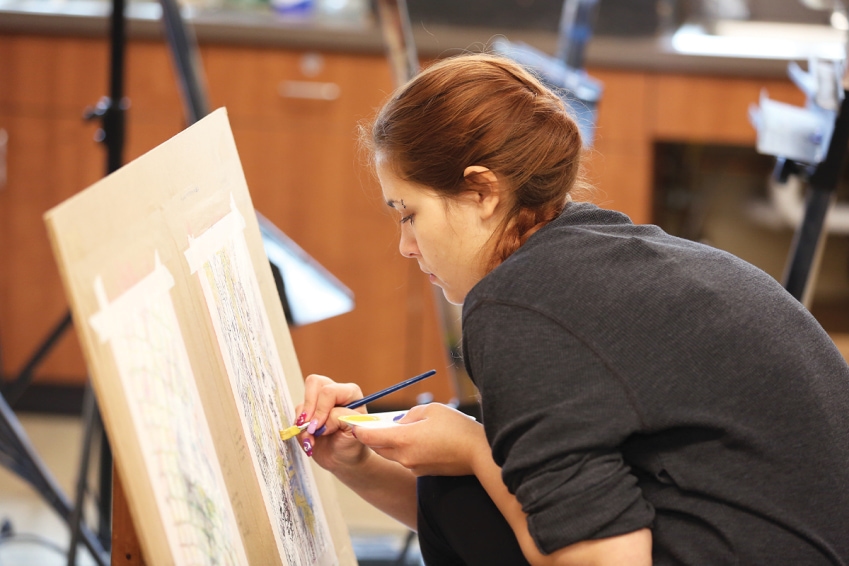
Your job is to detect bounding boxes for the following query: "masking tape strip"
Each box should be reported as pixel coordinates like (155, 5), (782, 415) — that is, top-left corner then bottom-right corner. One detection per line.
(184, 194), (245, 274)
(89, 251), (175, 343)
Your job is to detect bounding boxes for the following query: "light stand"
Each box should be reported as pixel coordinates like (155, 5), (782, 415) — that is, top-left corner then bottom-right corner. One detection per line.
(781, 89), (849, 301)
(751, 55), (849, 303)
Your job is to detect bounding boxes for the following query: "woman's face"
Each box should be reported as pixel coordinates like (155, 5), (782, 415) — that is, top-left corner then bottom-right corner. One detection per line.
(377, 162), (501, 305)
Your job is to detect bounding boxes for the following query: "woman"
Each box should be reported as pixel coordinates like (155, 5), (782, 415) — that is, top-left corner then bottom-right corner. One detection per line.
(294, 53), (849, 565)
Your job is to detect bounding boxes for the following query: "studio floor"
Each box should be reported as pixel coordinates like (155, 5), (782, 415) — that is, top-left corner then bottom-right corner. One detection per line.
(0, 411), (423, 565)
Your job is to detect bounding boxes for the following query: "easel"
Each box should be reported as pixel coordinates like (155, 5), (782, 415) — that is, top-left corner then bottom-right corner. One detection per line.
(0, 393), (107, 564)
(72, 0), (210, 562)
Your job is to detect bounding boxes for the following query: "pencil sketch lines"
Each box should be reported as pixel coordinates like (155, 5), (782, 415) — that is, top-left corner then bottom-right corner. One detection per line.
(89, 254), (248, 565)
(186, 200), (334, 565)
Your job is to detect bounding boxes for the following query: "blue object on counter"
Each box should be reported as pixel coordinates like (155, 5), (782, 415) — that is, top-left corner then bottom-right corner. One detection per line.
(271, 0), (314, 16)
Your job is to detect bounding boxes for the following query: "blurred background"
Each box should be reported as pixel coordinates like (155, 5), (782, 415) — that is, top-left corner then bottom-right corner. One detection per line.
(1, 0), (848, 563)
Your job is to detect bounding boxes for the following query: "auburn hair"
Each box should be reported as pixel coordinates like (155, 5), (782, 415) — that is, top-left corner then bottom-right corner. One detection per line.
(361, 52), (589, 272)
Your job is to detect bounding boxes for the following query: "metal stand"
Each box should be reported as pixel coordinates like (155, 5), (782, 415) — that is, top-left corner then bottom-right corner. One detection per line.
(780, 88), (849, 302)
(159, 0), (209, 123)
(0, 394), (108, 565)
(68, 0), (134, 553)
(69, 0), (209, 558)
(1, 313), (73, 407)
(66, 385), (107, 566)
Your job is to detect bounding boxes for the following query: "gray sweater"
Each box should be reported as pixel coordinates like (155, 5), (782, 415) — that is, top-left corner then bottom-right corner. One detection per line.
(462, 202), (849, 564)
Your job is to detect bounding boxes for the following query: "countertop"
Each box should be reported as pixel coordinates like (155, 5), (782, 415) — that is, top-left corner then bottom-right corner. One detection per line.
(0, 0), (839, 78)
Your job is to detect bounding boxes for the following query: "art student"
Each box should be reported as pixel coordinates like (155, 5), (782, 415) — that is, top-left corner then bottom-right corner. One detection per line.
(294, 53), (849, 565)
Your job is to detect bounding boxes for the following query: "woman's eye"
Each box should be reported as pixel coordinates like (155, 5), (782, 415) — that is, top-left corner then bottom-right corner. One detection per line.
(400, 214), (414, 225)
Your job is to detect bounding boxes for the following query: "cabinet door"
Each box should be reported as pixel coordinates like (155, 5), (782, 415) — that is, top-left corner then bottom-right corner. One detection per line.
(0, 35), (188, 387)
(0, 34), (109, 384)
(585, 68), (654, 224)
(202, 47), (452, 406)
(652, 74), (806, 145)
(0, 113), (101, 384)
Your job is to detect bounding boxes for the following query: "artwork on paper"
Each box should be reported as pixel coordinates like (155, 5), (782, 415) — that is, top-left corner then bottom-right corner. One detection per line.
(46, 109), (354, 565)
(89, 253), (249, 566)
(185, 197), (335, 566)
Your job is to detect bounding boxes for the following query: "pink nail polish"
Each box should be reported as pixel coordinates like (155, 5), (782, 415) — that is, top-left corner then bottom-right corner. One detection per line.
(296, 413), (307, 426)
(302, 439), (313, 457)
(307, 418), (318, 435)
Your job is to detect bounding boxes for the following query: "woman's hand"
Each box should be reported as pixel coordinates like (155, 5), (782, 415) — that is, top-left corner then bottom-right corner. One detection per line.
(294, 374), (422, 529)
(349, 403), (490, 477)
(294, 374), (368, 473)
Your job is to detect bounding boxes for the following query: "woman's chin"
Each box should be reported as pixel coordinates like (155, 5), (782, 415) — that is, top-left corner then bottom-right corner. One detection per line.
(440, 288), (465, 306)
(428, 275), (465, 305)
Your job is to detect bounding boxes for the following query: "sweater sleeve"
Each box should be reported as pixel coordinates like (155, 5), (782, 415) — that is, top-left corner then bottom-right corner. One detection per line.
(463, 300), (655, 554)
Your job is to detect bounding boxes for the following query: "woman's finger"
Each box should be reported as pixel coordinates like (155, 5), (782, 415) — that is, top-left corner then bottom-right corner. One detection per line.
(300, 378), (363, 438)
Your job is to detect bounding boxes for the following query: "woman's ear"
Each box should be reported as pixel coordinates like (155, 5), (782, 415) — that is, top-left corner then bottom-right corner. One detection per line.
(463, 165), (502, 220)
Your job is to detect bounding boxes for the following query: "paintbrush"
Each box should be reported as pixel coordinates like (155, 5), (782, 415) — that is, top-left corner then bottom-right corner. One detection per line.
(279, 369), (437, 441)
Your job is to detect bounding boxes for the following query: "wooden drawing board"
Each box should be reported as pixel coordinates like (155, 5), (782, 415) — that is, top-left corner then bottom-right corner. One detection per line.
(44, 108), (355, 566)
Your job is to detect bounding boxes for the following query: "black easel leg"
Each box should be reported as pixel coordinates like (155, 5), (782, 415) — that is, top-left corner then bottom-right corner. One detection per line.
(98, 428), (112, 550)
(782, 188), (834, 302)
(90, 0), (126, 549)
(2, 312), (72, 406)
(0, 394), (107, 565)
(160, 0), (208, 123)
(67, 384), (100, 566)
(780, 86), (849, 303)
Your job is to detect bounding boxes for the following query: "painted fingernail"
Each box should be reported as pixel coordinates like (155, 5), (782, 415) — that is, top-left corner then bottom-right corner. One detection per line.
(307, 419), (318, 435)
(302, 439), (313, 457)
(393, 413), (406, 422)
(296, 413), (307, 426)
(315, 425), (326, 437)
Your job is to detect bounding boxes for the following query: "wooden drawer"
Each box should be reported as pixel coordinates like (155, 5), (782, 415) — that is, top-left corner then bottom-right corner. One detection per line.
(202, 45), (393, 131)
(650, 73), (806, 145)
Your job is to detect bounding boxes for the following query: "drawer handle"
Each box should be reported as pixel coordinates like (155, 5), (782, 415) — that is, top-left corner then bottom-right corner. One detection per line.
(279, 80), (340, 101)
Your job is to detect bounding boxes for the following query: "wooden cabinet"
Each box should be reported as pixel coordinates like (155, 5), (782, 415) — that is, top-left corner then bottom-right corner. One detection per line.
(650, 74), (806, 144)
(579, 69), (809, 225)
(0, 35), (106, 385)
(0, 34), (452, 406)
(0, 32), (821, 408)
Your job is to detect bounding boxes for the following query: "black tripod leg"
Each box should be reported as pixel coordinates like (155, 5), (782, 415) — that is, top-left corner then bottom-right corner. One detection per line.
(97, 422), (112, 551)
(160, 0), (209, 124)
(0, 393), (107, 565)
(782, 188), (835, 303)
(3, 312), (72, 406)
(67, 383), (109, 565)
(782, 87), (849, 302)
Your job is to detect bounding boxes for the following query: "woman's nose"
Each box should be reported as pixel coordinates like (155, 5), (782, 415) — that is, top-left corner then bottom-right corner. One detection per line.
(399, 229), (419, 258)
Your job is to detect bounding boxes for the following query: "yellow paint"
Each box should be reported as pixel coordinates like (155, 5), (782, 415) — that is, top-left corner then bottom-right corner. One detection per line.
(341, 415), (381, 423)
